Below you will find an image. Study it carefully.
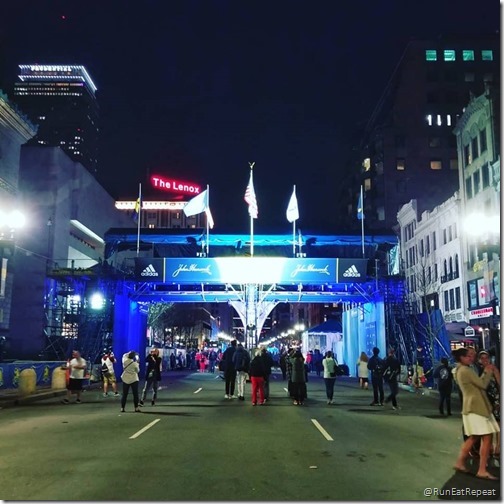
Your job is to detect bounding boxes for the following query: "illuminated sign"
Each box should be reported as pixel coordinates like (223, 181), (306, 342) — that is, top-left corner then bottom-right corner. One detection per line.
(135, 257), (368, 284)
(469, 307), (494, 319)
(150, 175), (201, 195)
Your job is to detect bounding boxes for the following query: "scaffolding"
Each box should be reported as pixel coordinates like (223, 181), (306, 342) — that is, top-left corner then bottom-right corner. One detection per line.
(42, 268), (116, 366)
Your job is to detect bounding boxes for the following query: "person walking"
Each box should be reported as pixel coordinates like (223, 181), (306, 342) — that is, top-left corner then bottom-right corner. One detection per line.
(356, 351), (369, 389)
(367, 347), (384, 406)
(62, 350), (87, 404)
(279, 350), (287, 380)
(208, 349), (218, 373)
(120, 350), (141, 413)
(222, 339), (237, 399)
(433, 357), (453, 416)
(290, 349), (307, 405)
(383, 348), (401, 410)
(249, 350), (267, 405)
(322, 350), (338, 405)
(260, 348), (274, 401)
(478, 350), (501, 458)
(452, 347), (499, 480)
(233, 344), (250, 401)
(101, 351), (119, 397)
(139, 348), (162, 406)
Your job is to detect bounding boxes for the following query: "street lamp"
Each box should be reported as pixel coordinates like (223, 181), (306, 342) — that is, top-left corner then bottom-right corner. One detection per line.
(0, 209), (26, 239)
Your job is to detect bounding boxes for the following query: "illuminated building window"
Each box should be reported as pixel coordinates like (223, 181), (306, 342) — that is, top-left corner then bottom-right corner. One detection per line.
(463, 50), (474, 61)
(364, 179), (371, 191)
(446, 115), (452, 126)
(396, 159), (405, 171)
(425, 50), (437, 61)
(377, 206), (385, 221)
(481, 50), (493, 61)
(362, 158), (371, 171)
(444, 50), (456, 61)
(436, 114), (442, 126)
(430, 160), (442, 170)
(426, 114), (433, 126)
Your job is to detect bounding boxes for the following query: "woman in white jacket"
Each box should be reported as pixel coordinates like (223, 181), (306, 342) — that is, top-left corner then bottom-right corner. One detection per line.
(121, 351), (141, 413)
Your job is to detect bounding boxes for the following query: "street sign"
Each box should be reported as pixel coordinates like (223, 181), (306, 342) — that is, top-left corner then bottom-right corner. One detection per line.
(464, 326), (475, 337)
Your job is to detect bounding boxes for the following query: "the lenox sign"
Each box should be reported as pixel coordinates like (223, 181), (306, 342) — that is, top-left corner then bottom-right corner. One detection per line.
(150, 175), (201, 195)
(134, 258), (367, 284)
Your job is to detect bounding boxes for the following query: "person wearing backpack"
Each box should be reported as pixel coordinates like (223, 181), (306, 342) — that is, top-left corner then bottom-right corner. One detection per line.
(433, 357), (454, 415)
(322, 350), (338, 405)
(232, 343), (250, 401)
(383, 348), (401, 410)
(367, 347), (385, 406)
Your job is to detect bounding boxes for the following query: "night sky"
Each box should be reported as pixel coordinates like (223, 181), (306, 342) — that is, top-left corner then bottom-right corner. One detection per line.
(0, 1), (499, 233)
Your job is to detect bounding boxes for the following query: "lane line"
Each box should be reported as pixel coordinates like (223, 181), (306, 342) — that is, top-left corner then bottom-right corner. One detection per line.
(311, 418), (334, 441)
(129, 419), (161, 439)
(194, 388), (202, 394)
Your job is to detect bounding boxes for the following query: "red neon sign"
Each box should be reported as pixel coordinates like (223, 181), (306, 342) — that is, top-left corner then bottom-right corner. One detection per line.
(150, 175), (201, 195)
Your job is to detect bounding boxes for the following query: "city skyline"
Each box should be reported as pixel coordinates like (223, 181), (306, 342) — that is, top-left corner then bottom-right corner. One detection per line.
(0, 1), (499, 232)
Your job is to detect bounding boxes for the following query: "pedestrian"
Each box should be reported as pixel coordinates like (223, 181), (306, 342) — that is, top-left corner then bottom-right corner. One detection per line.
(356, 351), (369, 389)
(367, 347), (384, 406)
(249, 349), (267, 405)
(208, 349), (218, 373)
(289, 349), (307, 405)
(199, 352), (207, 373)
(322, 350), (338, 405)
(101, 351), (119, 397)
(478, 350), (501, 458)
(451, 347), (499, 480)
(120, 350), (141, 413)
(313, 349), (323, 377)
(170, 352), (176, 370)
(286, 348), (296, 397)
(233, 343), (250, 401)
(222, 339), (237, 399)
(140, 348), (162, 406)
(260, 348), (274, 401)
(62, 350), (87, 404)
(279, 350), (287, 380)
(383, 348), (401, 410)
(433, 357), (453, 416)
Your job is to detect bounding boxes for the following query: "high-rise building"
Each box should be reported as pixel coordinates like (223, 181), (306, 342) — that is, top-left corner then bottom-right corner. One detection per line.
(343, 34), (499, 233)
(13, 64), (99, 175)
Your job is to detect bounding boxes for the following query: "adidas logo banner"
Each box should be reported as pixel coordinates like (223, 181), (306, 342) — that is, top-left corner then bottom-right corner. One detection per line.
(336, 259), (367, 283)
(135, 258), (163, 281)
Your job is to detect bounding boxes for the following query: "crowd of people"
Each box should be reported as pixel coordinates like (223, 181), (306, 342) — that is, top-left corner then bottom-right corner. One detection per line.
(61, 341), (501, 478)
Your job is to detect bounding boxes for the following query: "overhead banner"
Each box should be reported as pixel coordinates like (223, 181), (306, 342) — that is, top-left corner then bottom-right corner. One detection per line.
(135, 258), (367, 284)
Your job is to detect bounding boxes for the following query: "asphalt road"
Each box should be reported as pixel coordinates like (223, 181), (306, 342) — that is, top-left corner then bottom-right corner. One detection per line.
(0, 371), (499, 501)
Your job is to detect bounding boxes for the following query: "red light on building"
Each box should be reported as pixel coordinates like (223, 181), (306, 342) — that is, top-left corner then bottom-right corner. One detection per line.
(150, 175), (201, 196)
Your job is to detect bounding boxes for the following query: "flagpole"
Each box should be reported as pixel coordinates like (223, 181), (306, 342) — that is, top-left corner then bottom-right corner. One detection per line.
(206, 184), (210, 256)
(292, 185), (296, 257)
(360, 185), (365, 258)
(249, 162), (255, 257)
(136, 182), (142, 257)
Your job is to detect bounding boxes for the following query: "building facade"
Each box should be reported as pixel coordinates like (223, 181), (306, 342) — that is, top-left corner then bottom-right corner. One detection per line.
(8, 146), (132, 359)
(348, 35), (499, 233)
(453, 85), (500, 349)
(397, 194), (466, 324)
(13, 64), (99, 175)
(0, 90), (37, 356)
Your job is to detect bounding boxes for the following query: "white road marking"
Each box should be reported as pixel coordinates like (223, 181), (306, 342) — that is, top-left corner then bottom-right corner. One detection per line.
(194, 388), (202, 394)
(311, 419), (334, 441)
(129, 419), (160, 439)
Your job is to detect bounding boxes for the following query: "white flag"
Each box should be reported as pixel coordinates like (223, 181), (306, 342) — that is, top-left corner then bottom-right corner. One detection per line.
(286, 186), (299, 223)
(183, 189), (214, 228)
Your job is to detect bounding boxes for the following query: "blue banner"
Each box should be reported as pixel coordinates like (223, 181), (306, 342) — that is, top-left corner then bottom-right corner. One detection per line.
(0, 361), (65, 389)
(135, 258), (367, 284)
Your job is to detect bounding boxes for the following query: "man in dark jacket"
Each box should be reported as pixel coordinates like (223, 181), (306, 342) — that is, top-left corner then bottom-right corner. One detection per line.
(383, 348), (401, 410)
(232, 344), (250, 401)
(140, 348), (162, 406)
(222, 340), (237, 399)
(433, 357), (453, 415)
(367, 347), (384, 406)
(260, 348), (274, 401)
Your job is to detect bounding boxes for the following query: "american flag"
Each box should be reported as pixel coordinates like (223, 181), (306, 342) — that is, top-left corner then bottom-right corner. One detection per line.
(244, 171), (258, 219)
